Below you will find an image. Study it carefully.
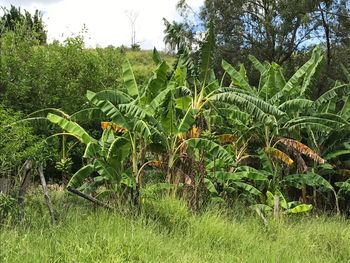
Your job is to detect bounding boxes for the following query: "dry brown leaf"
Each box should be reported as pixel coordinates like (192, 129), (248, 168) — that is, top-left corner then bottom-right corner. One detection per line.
(278, 138), (325, 164)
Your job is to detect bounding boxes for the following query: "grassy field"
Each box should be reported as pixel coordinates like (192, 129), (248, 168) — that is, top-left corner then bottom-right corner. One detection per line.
(1, 192), (350, 263)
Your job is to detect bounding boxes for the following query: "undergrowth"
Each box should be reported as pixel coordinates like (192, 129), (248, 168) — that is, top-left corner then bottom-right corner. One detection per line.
(0, 189), (349, 263)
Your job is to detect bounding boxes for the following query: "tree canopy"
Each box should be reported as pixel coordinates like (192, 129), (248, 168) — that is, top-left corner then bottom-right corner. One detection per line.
(0, 5), (47, 44)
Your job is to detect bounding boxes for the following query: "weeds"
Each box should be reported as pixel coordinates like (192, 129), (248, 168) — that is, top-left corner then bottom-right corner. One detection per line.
(1, 192), (349, 263)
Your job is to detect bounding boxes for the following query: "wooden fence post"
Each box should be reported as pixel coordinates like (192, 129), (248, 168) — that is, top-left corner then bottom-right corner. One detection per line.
(273, 195), (280, 220)
(38, 164), (56, 225)
(18, 160), (33, 220)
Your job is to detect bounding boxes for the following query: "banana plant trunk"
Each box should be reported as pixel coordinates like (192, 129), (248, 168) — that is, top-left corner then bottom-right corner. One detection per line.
(131, 136), (141, 208)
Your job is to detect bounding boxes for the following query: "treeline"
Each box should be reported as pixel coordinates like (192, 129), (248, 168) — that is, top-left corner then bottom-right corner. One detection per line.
(165, 0), (350, 90)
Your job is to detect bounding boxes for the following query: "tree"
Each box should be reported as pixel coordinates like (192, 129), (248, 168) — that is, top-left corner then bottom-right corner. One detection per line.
(125, 10), (140, 50)
(200, 0), (324, 64)
(0, 5), (47, 44)
(163, 19), (193, 54)
(314, 1), (350, 81)
(173, 1), (350, 68)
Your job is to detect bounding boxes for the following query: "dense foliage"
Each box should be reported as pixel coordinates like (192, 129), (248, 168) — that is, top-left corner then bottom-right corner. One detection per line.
(170, 0), (350, 92)
(0, 33), (124, 114)
(0, 106), (46, 179)
(0, 5), (350, 227)
(0, 5), (46, 44)
(41, 25), (350, 216)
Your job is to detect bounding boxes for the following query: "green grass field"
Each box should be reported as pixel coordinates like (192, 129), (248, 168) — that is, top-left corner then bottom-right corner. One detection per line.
(1, 192), (350, 263)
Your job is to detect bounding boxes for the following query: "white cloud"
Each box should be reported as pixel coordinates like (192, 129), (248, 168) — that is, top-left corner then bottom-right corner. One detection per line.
(0, 0), (204, 50)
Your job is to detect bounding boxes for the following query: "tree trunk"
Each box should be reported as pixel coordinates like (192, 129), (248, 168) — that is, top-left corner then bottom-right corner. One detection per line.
(319, 5), (332, 66)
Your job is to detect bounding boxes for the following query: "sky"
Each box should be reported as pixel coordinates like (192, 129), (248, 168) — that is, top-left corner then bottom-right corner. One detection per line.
(0, 0), (203, 50)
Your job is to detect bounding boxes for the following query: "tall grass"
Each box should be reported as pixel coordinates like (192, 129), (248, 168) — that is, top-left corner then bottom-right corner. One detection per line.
(1, 192), (349, 263)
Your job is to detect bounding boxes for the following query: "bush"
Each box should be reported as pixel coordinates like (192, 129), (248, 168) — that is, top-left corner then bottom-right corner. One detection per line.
(0, 33), (124, 114)
(0, 106), (48, 179)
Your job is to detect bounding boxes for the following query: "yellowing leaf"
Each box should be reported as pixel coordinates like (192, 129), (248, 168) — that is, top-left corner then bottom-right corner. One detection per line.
(264, 147), (294, 166)
(188, 126), (201, 138)
(218, 134), (237, 144)
(101, 122), (128, 133)
(147, 160), (162, 168)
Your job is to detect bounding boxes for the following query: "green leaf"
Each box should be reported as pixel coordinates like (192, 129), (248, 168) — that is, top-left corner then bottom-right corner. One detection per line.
(270, 47), (322, 103)
(95, 159), (118, 181)
(285, 173), (334, 191)
(122, 58), (138, 97)
(335, 180), (350, 193)
(88, 90), (132, 105)
(134, 120), (151, 139)
(175, 96), (192, 110)
(211, 171), (246, 182)
(199, 20), (215, 84)
(278, 99), (314, 112)
(286, 204), (313, 214)
(266, 191), (275, 207)
(185, 138), (235, 164)
(212, 170), (268, 182)
(284, 115), (346, 131)
(275, 190), (288, 210)
(171, 60), (187, 86)
(152, 47), (163, 65)
(301, 47), (323, 95)
(222, 60), (255, 94)
(118, 104), (147, 119)
(325, 149), (350, 160)
(47, 113), (96, 145)
(259, 63), (286, 98)
(107, 137), (130, 162)
(212, 92), (284, 123)
(178, 108), (197, 133)
(160, 94), (177, 135)
(314, 84), (350, 108)
(204, 178), (218, 194)
(68, 164), (94, 188)
(248, 55), (267, 75)
(87, 91), (129, 128)
(147, 85), (174, 115)
(70, 108), (106, 122)
(83, 142), (100, 159)
(232, 182), (261, 195)
(146, 61), (169, 100)
(258, 149), (274, 174)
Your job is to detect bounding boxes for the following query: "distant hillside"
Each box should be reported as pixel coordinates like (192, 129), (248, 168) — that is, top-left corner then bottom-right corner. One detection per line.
(126, 50), (175, 84)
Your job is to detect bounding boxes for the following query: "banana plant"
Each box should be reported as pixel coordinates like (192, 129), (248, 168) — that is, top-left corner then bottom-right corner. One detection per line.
(284, 170), (340, 215)
(47, 113), (133, 192)
(82, 52), (169, 189)
(143, 49), (235, 191)
(336, 178), (350, 198)
(206, 47), (350, 211)
(251, 190), (313, 223)
(205, 165), (269, 202)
